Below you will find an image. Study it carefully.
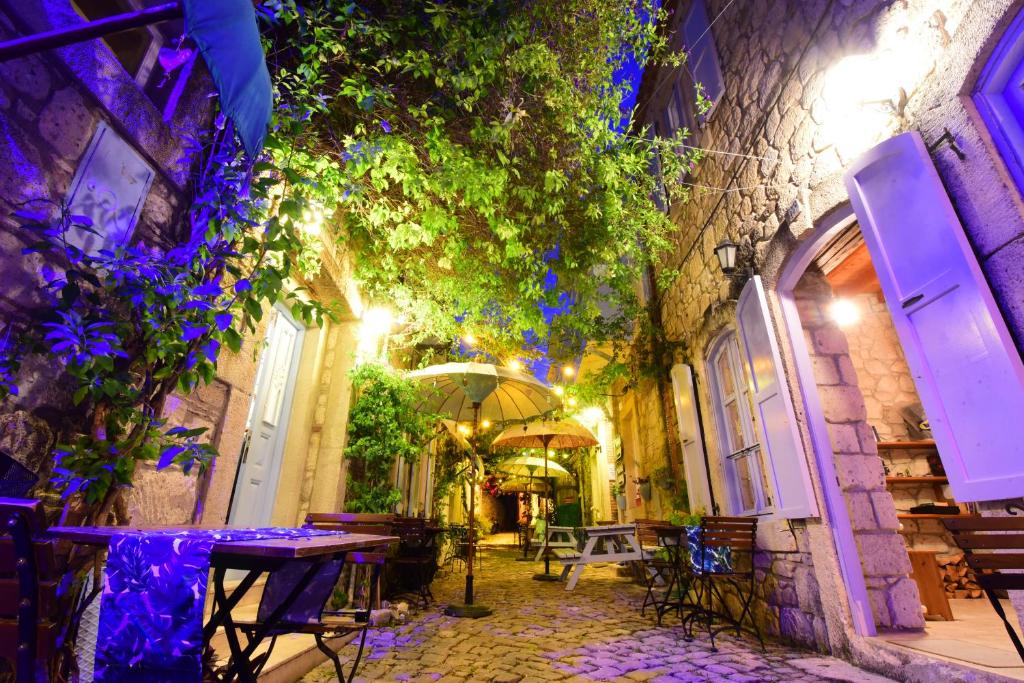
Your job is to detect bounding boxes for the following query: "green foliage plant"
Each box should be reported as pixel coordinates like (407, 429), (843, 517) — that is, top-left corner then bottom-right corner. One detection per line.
(3, 121), (327, 525)
(262, 0), (704, 361)
(343, 363), (437, 513)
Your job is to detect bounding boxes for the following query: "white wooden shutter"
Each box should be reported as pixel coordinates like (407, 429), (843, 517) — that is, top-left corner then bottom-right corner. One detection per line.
(736, 276), (818, 518)
(669, 364), (714, 513)
(845, 132), (1024, 502)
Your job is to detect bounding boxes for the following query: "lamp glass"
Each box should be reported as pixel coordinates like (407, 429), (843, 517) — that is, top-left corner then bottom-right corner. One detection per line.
(715, 240), (738, 273)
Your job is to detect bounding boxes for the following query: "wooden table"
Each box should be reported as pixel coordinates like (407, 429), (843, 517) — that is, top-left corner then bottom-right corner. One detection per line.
(556, 524), (642, 590)
(49, 526), (397, 682)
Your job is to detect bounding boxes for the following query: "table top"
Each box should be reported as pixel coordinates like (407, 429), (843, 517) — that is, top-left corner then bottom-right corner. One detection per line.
(583, 523), (636, 536)
(48, 526), (399, 559)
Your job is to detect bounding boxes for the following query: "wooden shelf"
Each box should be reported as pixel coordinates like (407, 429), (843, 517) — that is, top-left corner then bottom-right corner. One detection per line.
(876, 440), (937, 450)
(897, 513), (968, 520)
(886, 476), (948, 484)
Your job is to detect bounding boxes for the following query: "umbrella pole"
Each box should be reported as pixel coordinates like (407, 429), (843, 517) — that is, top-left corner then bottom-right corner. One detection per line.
(533, 435), (560, 581)
(445, 402), (491, 618)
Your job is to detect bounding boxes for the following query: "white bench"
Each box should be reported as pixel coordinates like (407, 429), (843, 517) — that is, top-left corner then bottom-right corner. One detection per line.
(557, 524), (643, 590)
(534, 525), (579, 561)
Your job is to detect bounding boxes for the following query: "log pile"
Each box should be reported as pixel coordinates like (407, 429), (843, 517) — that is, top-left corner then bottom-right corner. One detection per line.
(938, 553), (983, 599)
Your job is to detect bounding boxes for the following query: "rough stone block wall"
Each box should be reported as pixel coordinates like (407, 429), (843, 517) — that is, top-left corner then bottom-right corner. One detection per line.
(0, 4), (232, 524)
(794, 271), (923, 630)
(624, 0), (1024, 652)
(843, 294), (921, 442)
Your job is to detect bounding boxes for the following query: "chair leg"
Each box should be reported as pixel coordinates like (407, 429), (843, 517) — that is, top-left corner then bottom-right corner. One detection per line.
(345, 625), (371, 683)
(986, 588), (1024, 663)
(315, 633), (346, 682)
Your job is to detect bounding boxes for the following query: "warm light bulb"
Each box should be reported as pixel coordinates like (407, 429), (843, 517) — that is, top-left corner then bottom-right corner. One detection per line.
(508, 360), (523, 372)
(561, 366), (575, 378)
(359, 307), (394, 341)
(457, 424), (472, 436)
(480, 419), (492, 430)
(553, 386), (565, 397)
(567, 397), (578, 408)
(828, 298), (861, 328)
(462, 333), (477, 345)
(548, 449), (555, 457)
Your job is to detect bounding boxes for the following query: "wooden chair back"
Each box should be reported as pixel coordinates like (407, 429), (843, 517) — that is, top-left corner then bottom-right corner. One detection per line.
(701, 516), (757, 552)
(633, 518), (663, 548)
(304, 512), (395, 530)
(943, 517), (1024, 588)
(0, 497), (60, 682)
(392, 517), (428, 548)
(944, 515), (1024, 661)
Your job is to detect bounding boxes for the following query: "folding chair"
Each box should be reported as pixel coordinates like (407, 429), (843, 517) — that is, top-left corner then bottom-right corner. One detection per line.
(685, 516), (762, 652)
(944, 515), (1024, 662)
(233, 544), (387, 682)
(633, 519), (671, 618)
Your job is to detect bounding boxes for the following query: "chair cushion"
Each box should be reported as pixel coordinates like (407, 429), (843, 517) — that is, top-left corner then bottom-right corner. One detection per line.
(685, 526), (734, 574)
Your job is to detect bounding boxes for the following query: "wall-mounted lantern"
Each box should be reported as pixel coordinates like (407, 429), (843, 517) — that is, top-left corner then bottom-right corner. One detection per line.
(714, 238), (739, 276)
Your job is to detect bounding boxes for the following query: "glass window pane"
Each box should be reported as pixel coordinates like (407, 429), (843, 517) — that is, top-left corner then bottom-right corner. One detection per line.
(733, 453), (756, 512)
(716, 350), (735, 397)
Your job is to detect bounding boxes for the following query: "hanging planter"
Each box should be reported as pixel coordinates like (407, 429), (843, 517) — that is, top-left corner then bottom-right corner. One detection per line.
(639, 481), (652, 501)
(616, 494), (627, 509)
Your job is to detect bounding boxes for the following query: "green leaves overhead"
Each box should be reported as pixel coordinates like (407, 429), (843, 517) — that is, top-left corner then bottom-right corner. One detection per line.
(264, 0), (700, 359)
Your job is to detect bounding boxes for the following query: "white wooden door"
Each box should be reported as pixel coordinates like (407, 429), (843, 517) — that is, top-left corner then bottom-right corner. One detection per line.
(228, 306), (304, 527)
(845, 132), (1024, 501)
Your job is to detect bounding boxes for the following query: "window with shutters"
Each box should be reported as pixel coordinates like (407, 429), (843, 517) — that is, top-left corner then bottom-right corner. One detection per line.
(679, 0), (725, 120)
(975, 8), (1024, 196)
(706, 331), (774, 515)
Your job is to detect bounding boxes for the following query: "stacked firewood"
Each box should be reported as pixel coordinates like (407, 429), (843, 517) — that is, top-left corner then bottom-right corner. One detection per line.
(938, 553), (983, 598)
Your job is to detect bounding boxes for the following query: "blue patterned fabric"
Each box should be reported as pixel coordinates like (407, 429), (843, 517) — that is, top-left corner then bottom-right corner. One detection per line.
(94, 527), (345, 681)
(685, 525), (734, 574)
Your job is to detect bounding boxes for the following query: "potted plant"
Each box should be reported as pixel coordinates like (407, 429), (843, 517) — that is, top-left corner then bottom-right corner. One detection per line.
(634, 475), (652, 502)
(612, 482), (627, 510)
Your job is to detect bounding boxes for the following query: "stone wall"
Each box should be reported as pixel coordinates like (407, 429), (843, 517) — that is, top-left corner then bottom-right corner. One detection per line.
(624, 0), (1024, 659)
(844, 294), (921, 442)
(794, 270), (922, 631)
(0, 3), (261, 527)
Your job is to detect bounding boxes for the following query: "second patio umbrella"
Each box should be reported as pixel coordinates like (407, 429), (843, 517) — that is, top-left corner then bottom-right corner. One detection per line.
(496, 454), (572, 560)
(492, 420), (598, 580)
(408, 362), (560, 617)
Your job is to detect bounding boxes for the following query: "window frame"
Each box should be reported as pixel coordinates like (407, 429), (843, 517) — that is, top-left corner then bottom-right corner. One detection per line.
(678, 0), (725, 123)
(705, 331), (774, 516)
(974, 7), (1024, 197)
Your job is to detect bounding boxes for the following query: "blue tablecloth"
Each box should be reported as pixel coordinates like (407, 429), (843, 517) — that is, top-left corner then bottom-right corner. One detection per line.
(94, 527), (345, 681)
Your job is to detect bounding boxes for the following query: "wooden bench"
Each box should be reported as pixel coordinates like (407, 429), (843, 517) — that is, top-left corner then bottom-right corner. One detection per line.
(944, 515), (1024, 662)
(534, 525), (579, 561)
(557, 524), (643, 590)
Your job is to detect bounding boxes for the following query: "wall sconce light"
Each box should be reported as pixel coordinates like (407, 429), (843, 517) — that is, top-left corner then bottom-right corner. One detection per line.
(714, 238), (739, 276)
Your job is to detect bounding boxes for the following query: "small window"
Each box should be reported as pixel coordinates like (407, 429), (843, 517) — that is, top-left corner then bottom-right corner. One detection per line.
(681, 0), (725, 116)
(648, 123), (668, 212)
(975, 8), (1024, 196)
(71, 0), (159, 80)
(706, 332), (773, 515)
(665, 82), (693, 135)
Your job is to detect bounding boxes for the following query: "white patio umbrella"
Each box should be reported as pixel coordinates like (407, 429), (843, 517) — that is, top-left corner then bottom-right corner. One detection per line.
(407, 362), (560, 617)
(492, 420), (598, 579)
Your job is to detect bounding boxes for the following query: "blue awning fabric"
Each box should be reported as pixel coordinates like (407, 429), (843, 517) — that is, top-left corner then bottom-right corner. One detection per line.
(182, 0), (272, 158)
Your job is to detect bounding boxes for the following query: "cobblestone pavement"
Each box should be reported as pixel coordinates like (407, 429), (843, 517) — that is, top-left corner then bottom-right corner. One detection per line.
(303, 544), (895, 683)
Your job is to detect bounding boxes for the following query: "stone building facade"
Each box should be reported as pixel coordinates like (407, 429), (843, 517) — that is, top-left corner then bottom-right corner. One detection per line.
(0, 2), (363, 529)
(619, 0), (1024, 678)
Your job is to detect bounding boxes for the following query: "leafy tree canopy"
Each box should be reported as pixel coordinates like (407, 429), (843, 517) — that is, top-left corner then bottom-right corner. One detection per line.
(264, 0), (699, 361)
